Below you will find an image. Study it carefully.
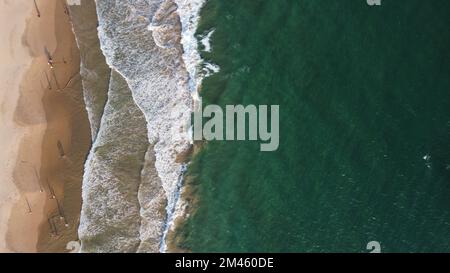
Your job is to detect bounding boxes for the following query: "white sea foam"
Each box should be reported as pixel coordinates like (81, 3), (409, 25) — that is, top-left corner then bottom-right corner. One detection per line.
(159, 164), (187, 252)
(78, 0), (218, 253)
(174, 0), (219, 96)
(203, 62), (220, 77)
(200, 29), (215, 52)
(149, 0), (210, 253)
(78, 0), (193, 253)
(79, 70), (148, 252)
(174, 0), (206, 95)
(159, 0), (220, 252)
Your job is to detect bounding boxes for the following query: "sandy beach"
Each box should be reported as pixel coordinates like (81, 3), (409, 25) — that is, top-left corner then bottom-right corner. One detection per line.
(0, 0), (42, 253)
(0, 0), (89, 252)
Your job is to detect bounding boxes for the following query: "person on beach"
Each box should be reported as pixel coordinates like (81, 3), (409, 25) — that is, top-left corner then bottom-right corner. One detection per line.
(44, 47), (54, 69)
(48, 58), (54, 69)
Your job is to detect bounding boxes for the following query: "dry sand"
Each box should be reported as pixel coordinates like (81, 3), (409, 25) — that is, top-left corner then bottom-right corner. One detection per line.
(0, 0), (41, 253)
(0, 0), (89, 252)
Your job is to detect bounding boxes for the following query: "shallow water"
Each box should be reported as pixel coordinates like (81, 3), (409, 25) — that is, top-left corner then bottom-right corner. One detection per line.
(72, 0), (193, 252)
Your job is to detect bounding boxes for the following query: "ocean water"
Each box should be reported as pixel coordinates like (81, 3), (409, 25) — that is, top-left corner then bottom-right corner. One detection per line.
(176, 0), (450, 252)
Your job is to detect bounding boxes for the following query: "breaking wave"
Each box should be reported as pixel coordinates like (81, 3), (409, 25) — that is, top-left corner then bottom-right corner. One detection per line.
(73, 0), (218, 252)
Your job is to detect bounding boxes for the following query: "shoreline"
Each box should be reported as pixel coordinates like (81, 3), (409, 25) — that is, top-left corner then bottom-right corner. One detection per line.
(35, 0), (90, 252)
(164, 0), (217, 252)
(0, 0), (89, 252)
(151, 0), (208, 253)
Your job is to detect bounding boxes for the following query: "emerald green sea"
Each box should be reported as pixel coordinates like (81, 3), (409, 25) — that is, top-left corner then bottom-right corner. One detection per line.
(177, 0), (450, 252)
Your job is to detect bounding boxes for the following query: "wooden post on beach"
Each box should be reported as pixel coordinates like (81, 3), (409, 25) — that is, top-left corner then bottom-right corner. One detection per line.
(53, 198), (67, 230)
(63, 216), (69, 228)
(59, 72), (79, 92)
(44, 71), (52, 90)
(44, 47), (54, 69)
(46, 179), (56, 199)
(48, 217), (58, 236)
(55, 197), (64, 220)
(25, 197), (32, 214)
(48, 218), (54, 235)
(33, 0), (41, 18)
(33, 165), (44, 193)
(55, 198), (69, 227)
